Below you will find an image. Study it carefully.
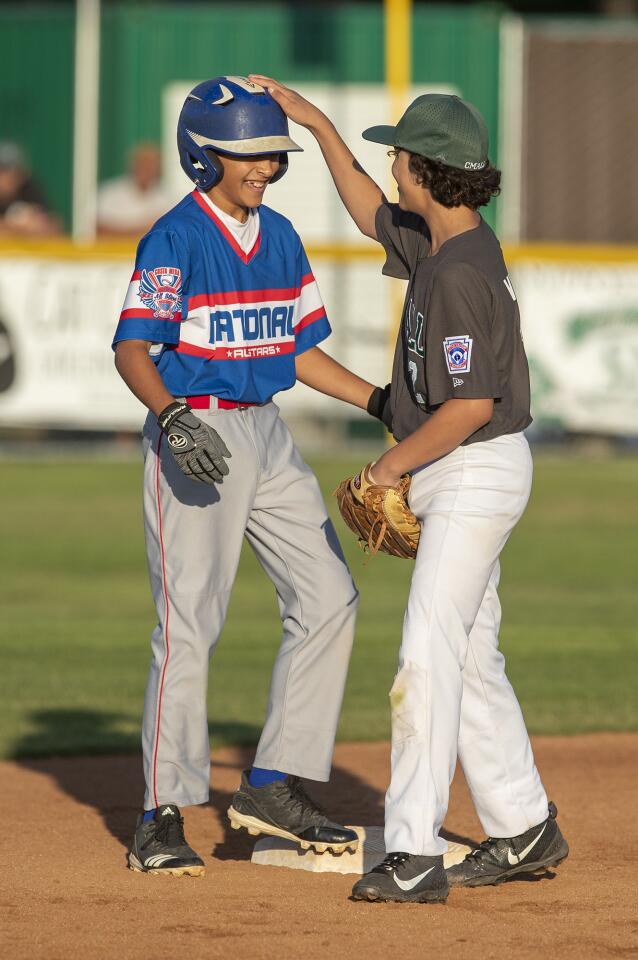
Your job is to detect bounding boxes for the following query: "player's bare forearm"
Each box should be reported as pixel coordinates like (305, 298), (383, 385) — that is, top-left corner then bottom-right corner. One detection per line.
(295, 347), (376, 410)
(248, 75), (383, 239)
(114, 340), (175, 417)
(313, 124), (383, 240)
(371, 398), (494, 485)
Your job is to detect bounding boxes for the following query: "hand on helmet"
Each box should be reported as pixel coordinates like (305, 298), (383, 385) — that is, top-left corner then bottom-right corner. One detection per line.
(248, 76), (328, 132)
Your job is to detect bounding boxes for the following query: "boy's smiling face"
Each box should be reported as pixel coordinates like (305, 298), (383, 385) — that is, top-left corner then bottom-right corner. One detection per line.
(207, 152), (281, 221)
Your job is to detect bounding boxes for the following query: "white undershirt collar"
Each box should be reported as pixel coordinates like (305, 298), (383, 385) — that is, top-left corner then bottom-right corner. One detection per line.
(199, 192), (260, 254)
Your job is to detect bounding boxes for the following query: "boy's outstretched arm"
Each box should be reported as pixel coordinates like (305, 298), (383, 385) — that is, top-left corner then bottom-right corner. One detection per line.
(249, 75), (383, 239)
(295, 346), (377, 410)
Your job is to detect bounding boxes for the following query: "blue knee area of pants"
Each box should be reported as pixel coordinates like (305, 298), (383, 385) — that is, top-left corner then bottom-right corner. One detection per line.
(249, 767), (288, 788)
(143, 808), (158, 823)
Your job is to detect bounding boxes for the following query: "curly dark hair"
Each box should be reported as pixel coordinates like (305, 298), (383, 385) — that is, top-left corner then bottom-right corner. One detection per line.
(406, 153), (501, 210)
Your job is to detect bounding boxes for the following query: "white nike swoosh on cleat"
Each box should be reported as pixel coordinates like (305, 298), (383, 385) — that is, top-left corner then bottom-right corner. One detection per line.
(393, 865), (435, 891)
(507, 823), (547, 865)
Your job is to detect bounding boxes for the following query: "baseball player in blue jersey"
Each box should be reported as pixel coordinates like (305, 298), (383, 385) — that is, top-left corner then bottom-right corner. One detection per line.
(113, 76), (381, 876)
(251, 75), (569, 903)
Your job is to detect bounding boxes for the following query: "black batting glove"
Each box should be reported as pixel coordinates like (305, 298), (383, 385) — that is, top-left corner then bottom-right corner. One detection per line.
(366, 383), (393, 432)
(158, 400), (231, 485)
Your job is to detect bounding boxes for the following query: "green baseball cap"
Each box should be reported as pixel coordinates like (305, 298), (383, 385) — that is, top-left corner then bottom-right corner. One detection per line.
(362, 93), (489, 171)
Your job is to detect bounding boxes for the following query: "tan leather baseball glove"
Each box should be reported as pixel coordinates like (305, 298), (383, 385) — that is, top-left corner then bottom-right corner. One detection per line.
(334, 463), (420, 560)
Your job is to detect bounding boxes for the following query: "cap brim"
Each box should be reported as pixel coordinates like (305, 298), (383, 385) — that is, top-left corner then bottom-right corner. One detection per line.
(362, 125), (397, 146)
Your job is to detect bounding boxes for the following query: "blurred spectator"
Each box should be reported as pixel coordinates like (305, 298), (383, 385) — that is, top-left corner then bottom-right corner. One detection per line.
(0, 142), (61, 237)
(97, 142), (171, 237)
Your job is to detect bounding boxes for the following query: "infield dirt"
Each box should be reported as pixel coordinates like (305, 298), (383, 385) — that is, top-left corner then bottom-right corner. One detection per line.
(3, 734), (636, 960)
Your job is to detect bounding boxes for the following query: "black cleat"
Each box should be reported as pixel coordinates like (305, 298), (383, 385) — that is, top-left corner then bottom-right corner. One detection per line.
(446, 802), (569, 888)
(227, 770), (358, 855)
(128, 804), (205, 877)
(352, 852), (448, 903)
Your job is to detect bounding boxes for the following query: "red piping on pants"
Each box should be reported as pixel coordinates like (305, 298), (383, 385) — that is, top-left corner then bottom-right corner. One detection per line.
(151, 432), (170, 809)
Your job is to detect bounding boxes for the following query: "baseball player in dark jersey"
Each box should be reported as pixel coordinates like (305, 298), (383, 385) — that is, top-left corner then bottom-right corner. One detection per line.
(251, 76), (569, 903)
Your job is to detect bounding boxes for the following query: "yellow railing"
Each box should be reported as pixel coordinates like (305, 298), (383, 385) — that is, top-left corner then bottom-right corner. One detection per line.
(1, 237), (638, 263)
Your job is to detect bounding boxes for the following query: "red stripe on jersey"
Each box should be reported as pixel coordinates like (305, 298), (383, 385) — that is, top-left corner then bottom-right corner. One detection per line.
(295, 307), (326, 333)
(188, 273), (315, 310)
(176, 340), (295, 360)
(119, 308), (182, 322)
(190, 288), (290, 310)
(120, 308), (155, 319)
(192, 190), (261, 264)
(176, 341), (217, 358)
(131, 270), (141, 281)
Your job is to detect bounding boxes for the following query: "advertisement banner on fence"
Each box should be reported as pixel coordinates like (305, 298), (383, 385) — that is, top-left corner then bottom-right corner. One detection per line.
(0, 253), (390, 430)
(0, 251), (637, 435)
(0, 258), (145, 429)
(513, 260), (638, 435)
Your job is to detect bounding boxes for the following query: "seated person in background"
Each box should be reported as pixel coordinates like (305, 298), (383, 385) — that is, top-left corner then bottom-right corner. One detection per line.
(97, 142), (172, 238)
(0, 142), (61, 237)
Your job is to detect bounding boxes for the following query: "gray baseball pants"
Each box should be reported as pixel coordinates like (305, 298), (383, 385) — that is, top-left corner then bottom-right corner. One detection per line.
(140, 401), (358, 810)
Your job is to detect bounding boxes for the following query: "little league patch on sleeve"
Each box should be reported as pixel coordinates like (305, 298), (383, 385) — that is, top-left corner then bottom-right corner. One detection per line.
(443, 335), (472, 374)
(139, 267), (183, 319)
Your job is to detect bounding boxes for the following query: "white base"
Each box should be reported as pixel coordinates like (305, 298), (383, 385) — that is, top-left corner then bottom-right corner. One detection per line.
(251, 826), (471, 876)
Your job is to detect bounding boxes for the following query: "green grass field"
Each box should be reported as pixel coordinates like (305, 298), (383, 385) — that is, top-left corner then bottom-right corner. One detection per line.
(1, 453), (637, 759)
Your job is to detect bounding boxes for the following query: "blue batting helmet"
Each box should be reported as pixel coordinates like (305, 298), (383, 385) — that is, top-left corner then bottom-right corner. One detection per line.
(177, 75), (302, 191)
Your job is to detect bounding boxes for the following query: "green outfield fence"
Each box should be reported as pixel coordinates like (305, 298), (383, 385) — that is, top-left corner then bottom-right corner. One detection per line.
(0, 2), (501, 230)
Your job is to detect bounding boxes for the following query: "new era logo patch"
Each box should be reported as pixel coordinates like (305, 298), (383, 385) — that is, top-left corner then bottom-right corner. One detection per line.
(443, 336), (472, 374)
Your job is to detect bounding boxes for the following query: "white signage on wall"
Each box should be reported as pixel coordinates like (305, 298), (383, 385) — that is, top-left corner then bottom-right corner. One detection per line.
(0, 258), (144, 429)
(513, 261), (638, 434)
(0, 254), (393, 430)
(0, 256), (636, 434)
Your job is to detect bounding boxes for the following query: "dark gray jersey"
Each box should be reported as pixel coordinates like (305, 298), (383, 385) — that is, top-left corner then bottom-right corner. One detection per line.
(375, 203), (532, 445)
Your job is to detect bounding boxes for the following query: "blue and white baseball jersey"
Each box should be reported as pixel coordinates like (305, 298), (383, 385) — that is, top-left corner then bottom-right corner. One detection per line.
(112, 190), (331, 404)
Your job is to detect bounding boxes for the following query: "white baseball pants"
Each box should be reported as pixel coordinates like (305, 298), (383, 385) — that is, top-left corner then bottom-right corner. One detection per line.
(384, 432), (549, 856)
(140, 401), (358, 811)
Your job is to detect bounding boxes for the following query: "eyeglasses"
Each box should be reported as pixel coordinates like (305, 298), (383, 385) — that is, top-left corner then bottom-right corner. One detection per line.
(387, 148), (403, 158)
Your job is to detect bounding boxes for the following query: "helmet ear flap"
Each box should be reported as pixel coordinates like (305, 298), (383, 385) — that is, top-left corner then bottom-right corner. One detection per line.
(269, 153), (288, 184)
(177, 133), (224, 191)
(204, 149), (224, 185)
